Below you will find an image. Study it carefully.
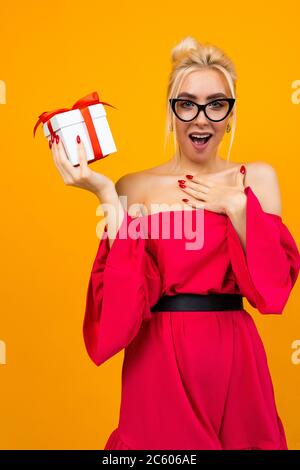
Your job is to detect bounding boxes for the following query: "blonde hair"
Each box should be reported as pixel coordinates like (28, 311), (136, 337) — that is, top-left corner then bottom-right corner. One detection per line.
(164, 36), (238, 163)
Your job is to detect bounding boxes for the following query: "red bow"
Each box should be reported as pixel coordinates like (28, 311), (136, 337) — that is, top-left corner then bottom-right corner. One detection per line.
(33, 91), (117, 162)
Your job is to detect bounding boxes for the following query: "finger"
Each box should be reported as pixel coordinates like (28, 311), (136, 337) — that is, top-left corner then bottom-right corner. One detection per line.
(187, 175), (213, 188)
(52, 137), (70, 180)
(236, 164), (247, 188)
(186, 180), (210, 193)
(179, 185), (208, 201)
(48, 138), (59, 170)
(76, 136), (88, 170)
(56, 135), (78, 176)
(182, 198), (205, 209)
(50, 137), (60, 169)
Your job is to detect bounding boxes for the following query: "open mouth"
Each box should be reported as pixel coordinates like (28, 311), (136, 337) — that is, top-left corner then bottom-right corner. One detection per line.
(189, 133), (212, 144)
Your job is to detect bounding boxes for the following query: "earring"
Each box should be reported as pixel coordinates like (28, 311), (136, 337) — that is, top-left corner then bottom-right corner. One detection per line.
(226, 123), (231, 133)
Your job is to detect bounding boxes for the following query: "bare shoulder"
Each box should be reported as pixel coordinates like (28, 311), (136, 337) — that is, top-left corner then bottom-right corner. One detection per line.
(244, 161), (282, 216)
(115, 170), (153, 216)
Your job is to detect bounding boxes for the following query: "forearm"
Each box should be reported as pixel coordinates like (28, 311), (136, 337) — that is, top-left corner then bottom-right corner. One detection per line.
(95, 188), (126, 249)
(226, 193), (247, 255)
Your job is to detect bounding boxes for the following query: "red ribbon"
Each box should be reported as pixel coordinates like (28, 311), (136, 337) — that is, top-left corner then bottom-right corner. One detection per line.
(33, 91), (117, 162)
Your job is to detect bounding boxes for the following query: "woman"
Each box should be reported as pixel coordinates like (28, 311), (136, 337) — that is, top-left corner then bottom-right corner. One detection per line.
(50, 37), (300, 450)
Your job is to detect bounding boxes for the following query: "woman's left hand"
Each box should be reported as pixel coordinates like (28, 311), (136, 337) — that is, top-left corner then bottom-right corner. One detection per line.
(178, 166), (247, 216)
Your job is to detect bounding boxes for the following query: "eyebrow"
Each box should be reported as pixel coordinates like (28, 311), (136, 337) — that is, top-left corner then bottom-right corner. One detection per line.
(177, 92), (227, 100)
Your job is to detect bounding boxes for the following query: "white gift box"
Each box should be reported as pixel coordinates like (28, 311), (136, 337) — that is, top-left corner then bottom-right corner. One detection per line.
(43, 103), (117, 166)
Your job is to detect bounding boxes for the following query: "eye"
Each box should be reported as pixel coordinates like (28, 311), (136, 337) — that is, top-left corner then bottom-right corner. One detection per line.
(179, 100), (194, 108)
(207, 100), (226, 109)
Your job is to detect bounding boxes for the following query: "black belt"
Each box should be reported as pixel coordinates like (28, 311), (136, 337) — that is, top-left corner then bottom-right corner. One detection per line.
(150, 293), (244, 312)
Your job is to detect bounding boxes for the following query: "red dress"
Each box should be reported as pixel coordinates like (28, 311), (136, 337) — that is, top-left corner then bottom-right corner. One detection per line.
(83, 186), (300, 450)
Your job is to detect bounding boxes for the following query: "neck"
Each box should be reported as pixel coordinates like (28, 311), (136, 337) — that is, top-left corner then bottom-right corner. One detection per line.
(167, 151), (230, 175)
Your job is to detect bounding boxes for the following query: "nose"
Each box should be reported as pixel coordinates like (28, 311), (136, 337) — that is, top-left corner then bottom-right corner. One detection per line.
(193, 108), (210, 125)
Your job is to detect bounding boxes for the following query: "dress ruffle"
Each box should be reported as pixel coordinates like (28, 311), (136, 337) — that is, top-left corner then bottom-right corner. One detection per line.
(103, 425), (288, 450)
(83, 210), (162, 366)
(227, 186), (300, 314)
(104, 427), (131, 450)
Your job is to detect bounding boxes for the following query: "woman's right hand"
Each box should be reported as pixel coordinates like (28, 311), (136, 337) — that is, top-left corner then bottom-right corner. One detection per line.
(50, 134), (116, 200)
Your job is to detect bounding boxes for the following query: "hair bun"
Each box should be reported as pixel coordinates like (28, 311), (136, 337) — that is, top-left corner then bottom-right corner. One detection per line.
(171, 36), (200, 63)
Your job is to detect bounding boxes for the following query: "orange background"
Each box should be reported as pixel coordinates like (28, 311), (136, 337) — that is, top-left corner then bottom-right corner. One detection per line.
(0, 0), (300, 450)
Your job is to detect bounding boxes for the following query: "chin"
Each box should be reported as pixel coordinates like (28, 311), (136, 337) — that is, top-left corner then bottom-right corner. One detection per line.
(179, 145), (214, 162)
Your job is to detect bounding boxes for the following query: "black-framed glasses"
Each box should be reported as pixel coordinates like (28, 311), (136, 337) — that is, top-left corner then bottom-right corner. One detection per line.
(169, 98), (236, 122)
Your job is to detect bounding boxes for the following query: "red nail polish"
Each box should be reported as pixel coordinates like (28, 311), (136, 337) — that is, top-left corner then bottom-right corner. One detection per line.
(179, 183), (186, 188)
(76, 135), (81, 144)
(49, 140), (52, 149)
(186, 175), (193, 179)
(55, 134), (60, 144)
(178, 179), (185, 184)
(240, 165), (246, 174)
(182, 198), (189, 202)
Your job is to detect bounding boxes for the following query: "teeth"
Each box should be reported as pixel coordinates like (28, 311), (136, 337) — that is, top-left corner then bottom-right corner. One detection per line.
(190, 134), (211, 138)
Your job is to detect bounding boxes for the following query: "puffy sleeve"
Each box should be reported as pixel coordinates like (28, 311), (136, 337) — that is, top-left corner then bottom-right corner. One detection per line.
(227, 186), (300, 314)
(83, 210), (162, 366)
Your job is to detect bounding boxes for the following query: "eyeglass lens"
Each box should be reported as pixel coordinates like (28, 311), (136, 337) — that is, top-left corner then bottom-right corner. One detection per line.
(175, 100), (230, 121)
